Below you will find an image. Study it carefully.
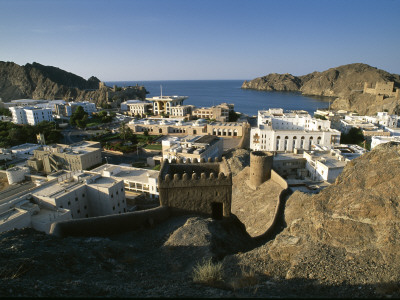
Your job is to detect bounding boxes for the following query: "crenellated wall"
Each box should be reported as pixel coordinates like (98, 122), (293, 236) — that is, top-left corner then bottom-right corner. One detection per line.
(158, 157), (232, 218)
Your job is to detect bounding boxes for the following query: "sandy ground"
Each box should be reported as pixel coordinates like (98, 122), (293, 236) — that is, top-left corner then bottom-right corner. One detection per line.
(0, 177), (9, 191)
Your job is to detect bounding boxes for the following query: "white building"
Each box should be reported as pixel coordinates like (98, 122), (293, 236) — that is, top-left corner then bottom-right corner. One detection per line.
(9, 106), (53, 125)
(121, 100), (141, 111)
(303, 144), (367, 183)
(162, 135), (223, 163)
(127, 101), (152, 117)
(371, 136), (400, 149)
(68, 101), (97, 116)
(6, 166), (30, 184)
(91, 164), (160, 198)
(250, 109), (341, 152)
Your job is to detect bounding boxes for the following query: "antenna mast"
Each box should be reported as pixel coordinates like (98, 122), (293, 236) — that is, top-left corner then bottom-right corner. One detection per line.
(160, 85), (163, 97)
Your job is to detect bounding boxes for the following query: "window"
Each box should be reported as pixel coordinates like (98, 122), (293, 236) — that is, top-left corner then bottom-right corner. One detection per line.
(82, 193), (85, 198)
(68, 201), (71, 206)
(75, 197), (78, 201)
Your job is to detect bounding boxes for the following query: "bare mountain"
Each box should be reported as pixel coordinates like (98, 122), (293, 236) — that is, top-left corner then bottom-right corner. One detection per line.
(242, 63), (400, 98)
(0, 61), (147, 106)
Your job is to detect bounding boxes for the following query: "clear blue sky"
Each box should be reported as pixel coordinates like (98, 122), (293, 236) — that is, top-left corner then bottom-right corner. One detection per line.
(1, 0), (399, 81)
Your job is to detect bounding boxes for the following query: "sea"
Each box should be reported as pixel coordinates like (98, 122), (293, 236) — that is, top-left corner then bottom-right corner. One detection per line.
(105, 80), (332, 116)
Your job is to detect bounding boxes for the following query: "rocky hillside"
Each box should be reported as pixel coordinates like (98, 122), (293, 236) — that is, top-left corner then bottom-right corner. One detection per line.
(0, 61), (147, 106)
(242, 63), (400, 98)
(223, 142), (400, 297)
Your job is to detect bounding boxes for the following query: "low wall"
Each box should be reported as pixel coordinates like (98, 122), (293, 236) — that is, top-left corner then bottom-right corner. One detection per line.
(50, 206), (170, 238)
(102, 149), (124, 155)
(253, 169), (290, 243)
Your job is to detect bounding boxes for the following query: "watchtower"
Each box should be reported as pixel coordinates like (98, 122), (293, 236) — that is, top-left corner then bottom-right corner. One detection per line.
(249, 151), (273, 188)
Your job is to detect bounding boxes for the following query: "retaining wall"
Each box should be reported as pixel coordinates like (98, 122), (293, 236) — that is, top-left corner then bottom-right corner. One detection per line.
(50, 206), (170, 238)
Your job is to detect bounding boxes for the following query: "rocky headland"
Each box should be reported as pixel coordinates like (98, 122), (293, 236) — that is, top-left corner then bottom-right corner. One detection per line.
(1, 145), (400, 297)
(0, 61), (148, 107)
(242, 63), (400, 115)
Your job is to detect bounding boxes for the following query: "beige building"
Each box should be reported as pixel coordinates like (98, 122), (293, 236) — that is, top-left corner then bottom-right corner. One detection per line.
(170, 105), (195, 117)
(28, 141), (102, 174)
(128, 118), (246, 138)
(192, 103), (234, 122)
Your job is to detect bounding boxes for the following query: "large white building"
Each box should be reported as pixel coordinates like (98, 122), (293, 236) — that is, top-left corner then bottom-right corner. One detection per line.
(10, 106), (54, 125)
(250, 109), (341, 152)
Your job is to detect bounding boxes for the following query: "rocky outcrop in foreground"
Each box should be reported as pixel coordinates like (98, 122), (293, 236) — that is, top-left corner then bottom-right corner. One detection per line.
(223, 142), (400, 297)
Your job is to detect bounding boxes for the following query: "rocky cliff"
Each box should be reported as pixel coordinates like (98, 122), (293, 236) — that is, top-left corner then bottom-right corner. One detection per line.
(0, 61), (147, 106)
(243, 63), (400, 98)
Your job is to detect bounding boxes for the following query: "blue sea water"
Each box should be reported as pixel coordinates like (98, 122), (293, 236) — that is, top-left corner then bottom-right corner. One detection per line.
(105, 80), (331, 116)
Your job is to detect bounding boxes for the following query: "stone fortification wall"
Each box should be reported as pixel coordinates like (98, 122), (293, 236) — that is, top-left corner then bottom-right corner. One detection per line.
(253, 169), (290, 243)
(49, 206), (170, 237)
(158, 157), (232, 218)
(249, 151), (273, 188)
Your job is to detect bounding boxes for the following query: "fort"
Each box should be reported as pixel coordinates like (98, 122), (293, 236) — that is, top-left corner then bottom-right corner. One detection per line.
(363, 81), (400, 99)
(158, 157), (232, 219)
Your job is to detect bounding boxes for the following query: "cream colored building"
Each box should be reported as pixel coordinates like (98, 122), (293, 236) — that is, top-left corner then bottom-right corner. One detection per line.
(192, 103), (234, 122)
(170, 105), (195, 117)
(28, 141), (102, 174)
(128, 118), (246, 138)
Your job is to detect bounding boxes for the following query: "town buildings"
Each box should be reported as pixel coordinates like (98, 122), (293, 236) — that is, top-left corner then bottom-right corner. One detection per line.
(250, 109), (341, 152)
(0, 170), (127, 234)
(126, 101), (153, 117)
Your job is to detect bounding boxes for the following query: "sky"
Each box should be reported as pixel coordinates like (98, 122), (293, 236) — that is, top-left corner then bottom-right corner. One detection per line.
(1, 0), (399, 81)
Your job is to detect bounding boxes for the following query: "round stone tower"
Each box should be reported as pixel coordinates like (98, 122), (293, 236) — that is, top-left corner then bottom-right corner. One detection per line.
(249, 151), (273, 188)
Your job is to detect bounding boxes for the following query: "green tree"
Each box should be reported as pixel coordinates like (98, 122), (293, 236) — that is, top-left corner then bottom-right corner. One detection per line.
(228, 110), (240, 122)
(70, 106), (88, 127)
(340, 127), (365, 145)
(0, 108), (11, 117)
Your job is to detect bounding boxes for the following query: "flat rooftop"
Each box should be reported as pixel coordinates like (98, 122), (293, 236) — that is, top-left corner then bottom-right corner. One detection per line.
(91, 164), (159, 184)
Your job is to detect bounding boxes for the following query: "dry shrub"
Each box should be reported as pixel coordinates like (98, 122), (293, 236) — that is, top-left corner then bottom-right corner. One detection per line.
(192, 258), (223, 285)
(230, 266), (259, 290)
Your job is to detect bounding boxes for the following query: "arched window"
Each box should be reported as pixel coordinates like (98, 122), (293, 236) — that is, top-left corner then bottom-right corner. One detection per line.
(317, 136), (321, 144)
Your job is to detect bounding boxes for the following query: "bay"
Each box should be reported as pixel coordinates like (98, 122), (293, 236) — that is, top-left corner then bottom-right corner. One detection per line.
(105, 80), (331, 116)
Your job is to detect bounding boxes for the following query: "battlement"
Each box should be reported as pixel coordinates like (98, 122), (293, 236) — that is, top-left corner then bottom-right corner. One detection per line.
(158, 156), (232, 218)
